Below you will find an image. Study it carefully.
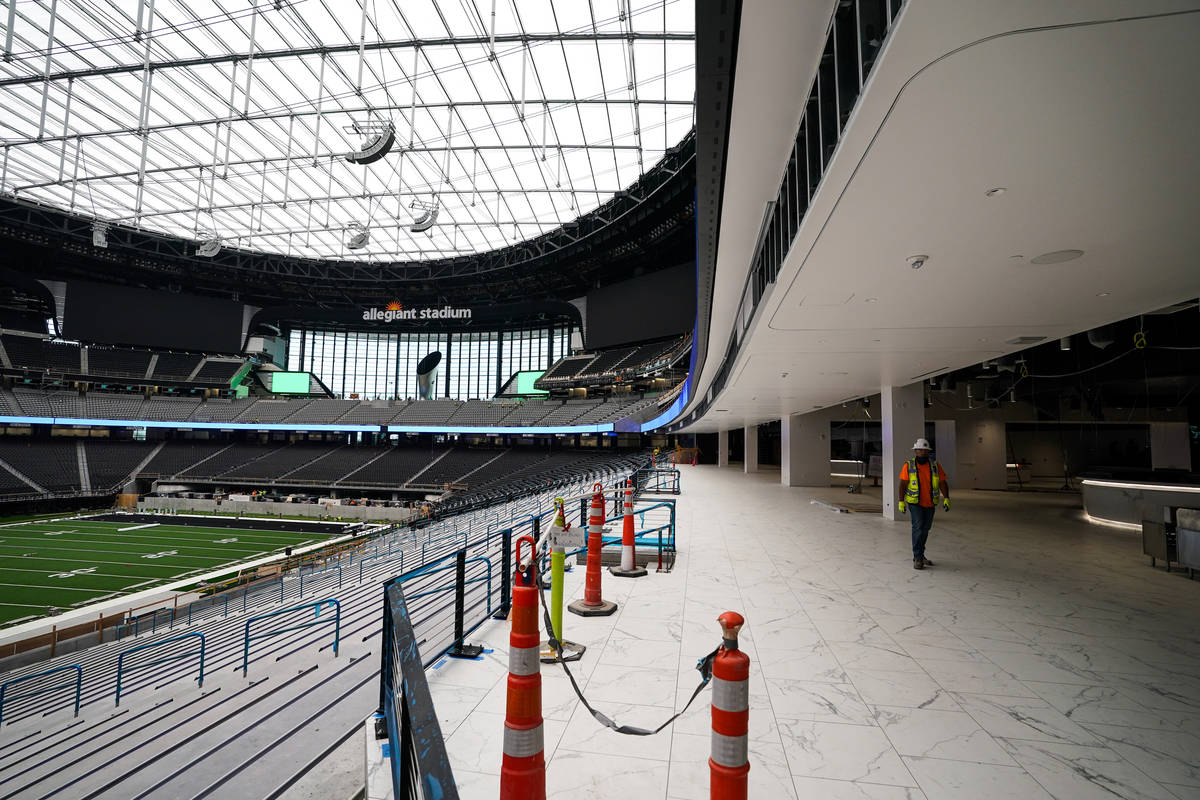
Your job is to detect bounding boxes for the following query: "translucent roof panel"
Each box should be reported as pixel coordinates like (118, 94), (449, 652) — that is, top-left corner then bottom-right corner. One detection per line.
(0, 0), (695, 262)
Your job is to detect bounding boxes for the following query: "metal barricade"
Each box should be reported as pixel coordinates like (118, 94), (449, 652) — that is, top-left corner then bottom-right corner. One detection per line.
(115, 632), (205, 706)
(242, 599), (340, 677)
(0, 664), (82, 723)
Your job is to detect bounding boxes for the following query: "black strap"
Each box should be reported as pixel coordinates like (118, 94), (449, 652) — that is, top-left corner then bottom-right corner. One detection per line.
(535, 575), (716, 736)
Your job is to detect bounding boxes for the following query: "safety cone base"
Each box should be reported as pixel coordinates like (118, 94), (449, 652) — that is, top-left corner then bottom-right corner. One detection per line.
(567, 598), (617, 617)
(609, 565), (648, 578)
(447, 642), (484, 659)
(539, 639), (586, 663)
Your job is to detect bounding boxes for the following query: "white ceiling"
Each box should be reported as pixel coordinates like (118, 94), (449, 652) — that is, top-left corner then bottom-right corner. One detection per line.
(683, 0), (1200, 432)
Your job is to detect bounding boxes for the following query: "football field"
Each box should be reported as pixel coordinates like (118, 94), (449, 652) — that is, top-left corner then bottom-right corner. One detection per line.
(0, 517), (345, 627)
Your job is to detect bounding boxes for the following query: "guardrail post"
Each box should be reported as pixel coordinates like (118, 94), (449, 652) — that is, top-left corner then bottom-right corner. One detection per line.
(448, 549), (483, 659)
(493, 528), (512, 620)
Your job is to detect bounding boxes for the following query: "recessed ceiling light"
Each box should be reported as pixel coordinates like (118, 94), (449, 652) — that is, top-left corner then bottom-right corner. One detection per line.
(1096, 291), (1110, 297)
(864, 297), (878, 303)
(906, 255), (928, 269)
(1030, 249), (1084, 264)
(1009, 254), (1024, 260)
(985, 187), (1007, 197)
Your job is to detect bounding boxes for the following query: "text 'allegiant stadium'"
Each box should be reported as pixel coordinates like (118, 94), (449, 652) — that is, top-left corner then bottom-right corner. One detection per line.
(362, 306), (473, 322)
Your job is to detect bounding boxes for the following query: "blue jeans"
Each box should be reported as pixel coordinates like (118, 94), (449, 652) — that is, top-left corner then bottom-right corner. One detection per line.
(910, 505), (935, 561)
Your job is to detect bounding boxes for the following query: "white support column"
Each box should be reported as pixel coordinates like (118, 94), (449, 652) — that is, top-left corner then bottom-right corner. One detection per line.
(781, 413), (829, 486)
(971, 419), (1007, 490)
(882, 383), (924, 521)
(744, 424), (758, 473)
(934, 420), (957, 488)
(718, 430), (729, 467)
(1150, 422), (1191, 470)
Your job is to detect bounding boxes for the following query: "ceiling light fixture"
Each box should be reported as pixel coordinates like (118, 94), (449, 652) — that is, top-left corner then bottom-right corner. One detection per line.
(864, 297), (878, 303)
(906, 254), (928, 269)
(91, 221), (108, 249)
(1096, 291), (1110, 297)
(196, 237), (221, 257)
(1030, 249), (1084, 264)
(985, 187), (1006, 197)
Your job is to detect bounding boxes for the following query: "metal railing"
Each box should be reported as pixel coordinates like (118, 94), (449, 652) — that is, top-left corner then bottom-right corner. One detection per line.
(379, 579), (460, 800)
(242, 600), (340, 677)
(633, 467), (682, 494)
(115, 632), (205, 706)
(0, 664), (82, 723)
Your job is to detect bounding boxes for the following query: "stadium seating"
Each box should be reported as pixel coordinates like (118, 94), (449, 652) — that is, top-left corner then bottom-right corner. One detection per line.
(220, 443), (341, 479)
(337, 401), (405, 424)
(285, 445), (386, 483)
(235, 398), (312, 422)
(138, 441), (229, 477)
(0, 439), (81, 492)
(176, 442), (288, 478)
(414, 447), (504, 486)
(150, 352), (203, 381)
(285, 398), (359, 422)
(190, 398), (257, 422)
(85, 441), (154, 491)
(0, 454), (648, 798)
(190, 358), (245, 384)
(140, 395), (202, 421)
(85, 346), (153, 378)
(340, 446), (447, 486)
(390, 399), (462, 426)
(445, 399), (521, 426)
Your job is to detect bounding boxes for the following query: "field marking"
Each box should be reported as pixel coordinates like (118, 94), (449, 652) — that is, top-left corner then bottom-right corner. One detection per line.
(1, 531), (303, 550)
(0, 581), (122, 594)
(0, 539), (281, 559)
(8, 526), (326, 547)
(118, 523), (160, 532)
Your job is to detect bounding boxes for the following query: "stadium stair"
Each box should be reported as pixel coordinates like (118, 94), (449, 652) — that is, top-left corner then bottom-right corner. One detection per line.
(75, 442), (91, 492)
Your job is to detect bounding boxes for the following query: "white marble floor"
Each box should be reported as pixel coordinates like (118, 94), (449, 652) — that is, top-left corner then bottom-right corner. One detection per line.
(431, 466), (1200, 799)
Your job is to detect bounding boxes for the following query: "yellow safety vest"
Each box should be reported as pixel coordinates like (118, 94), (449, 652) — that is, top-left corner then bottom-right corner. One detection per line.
(904, 459), (942, 506)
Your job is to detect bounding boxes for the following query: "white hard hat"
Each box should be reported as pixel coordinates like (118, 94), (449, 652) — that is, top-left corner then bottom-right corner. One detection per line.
(912, 438), (932, 450)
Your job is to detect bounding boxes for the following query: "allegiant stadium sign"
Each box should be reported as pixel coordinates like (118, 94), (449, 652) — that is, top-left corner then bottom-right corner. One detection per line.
(362, 302), (472, 322)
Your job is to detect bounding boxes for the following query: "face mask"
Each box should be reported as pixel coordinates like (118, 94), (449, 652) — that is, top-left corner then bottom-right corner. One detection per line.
(916, 455), (930, 464)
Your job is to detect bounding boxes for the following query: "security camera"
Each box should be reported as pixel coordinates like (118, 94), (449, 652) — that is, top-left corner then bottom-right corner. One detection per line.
(906, 255), (928, 269)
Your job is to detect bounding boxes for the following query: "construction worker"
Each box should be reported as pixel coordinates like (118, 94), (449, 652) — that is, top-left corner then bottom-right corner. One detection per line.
(897, 438), (950, 570)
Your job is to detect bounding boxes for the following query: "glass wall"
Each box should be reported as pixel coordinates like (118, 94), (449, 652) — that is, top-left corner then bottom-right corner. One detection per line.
(286, 325), (570, 400)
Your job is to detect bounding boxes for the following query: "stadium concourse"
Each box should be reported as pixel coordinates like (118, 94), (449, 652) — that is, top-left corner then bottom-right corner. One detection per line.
(1, 1), (1200, 799)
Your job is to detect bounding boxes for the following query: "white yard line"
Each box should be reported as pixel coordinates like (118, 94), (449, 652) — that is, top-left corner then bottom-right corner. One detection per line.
(117, 523), (160, 532)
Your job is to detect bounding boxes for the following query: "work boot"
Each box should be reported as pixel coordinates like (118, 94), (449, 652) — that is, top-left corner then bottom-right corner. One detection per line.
(913, 559), (924, 570)
(922, 558), (935, 567)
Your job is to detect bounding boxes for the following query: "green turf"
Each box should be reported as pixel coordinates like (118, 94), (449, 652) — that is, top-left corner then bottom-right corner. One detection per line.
(0, 518), (343, 627)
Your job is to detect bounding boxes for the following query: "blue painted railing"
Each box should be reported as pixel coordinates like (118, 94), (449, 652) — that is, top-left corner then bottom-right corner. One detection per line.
(115, 632), (205, 706)
(0, 664), (82, 723)
(298, 563), (342, 595)
(242, 600), (340, 677)
(242, 577), (285, 612)
(358, 549), (404, 583)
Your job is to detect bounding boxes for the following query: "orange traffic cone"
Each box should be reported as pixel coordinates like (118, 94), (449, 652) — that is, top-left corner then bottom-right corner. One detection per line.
(710, 612), (750, 800)
(501, 536), (546, 800)
(610, 480), (647, 578)
(568, 482), (617, 617)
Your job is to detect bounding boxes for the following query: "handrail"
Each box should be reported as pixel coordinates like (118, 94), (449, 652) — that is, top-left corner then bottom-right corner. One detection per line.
(379, 579), (459, 799)
(242, 577), (285, 612)
(243, 599), (340, 677)
(298, 562), (343, 595)
(186, 593), (230, 625)
(115, 632), (205, 706)
(358, 548), (404, 582)
(0, 664), (82, 723)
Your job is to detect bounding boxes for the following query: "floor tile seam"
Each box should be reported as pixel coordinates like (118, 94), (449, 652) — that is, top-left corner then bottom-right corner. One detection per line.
(990, 733), (1186, 797)
(693, 485), (794, 779)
